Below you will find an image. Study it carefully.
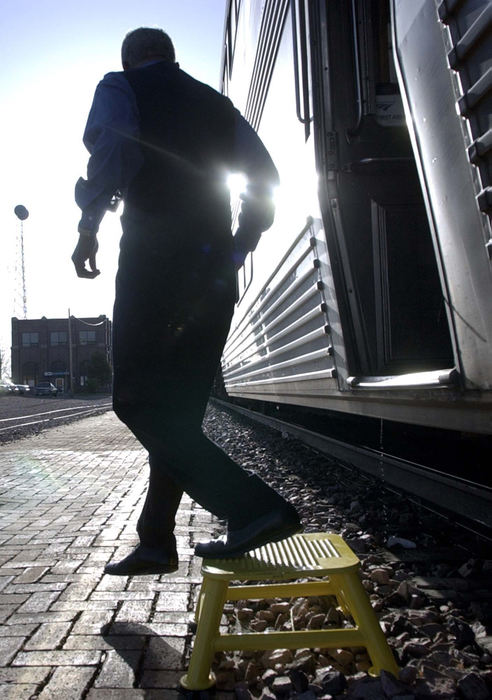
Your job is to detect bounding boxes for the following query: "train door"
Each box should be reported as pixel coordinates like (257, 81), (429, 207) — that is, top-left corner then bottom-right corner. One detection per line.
(311, 0), (454, 377)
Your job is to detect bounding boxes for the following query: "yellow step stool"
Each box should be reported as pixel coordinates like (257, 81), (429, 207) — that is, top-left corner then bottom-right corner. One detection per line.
(181, 532), (398, 690)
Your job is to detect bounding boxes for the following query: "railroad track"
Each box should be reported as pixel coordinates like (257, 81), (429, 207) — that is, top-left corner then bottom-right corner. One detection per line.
(204, 401), (492, 691)
(213, 399), (492, 537)
(0, 401), (113, 440)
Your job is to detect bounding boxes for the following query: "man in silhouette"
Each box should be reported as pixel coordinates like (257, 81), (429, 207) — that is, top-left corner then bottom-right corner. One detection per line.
(72, 28), (300, 575)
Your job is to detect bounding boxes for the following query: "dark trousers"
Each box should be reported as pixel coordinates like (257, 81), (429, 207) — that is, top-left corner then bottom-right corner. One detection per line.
(112, 212), (291, 551)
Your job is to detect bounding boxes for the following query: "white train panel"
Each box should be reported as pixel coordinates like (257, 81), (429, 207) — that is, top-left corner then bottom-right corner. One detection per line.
(220, 0), (492, 435)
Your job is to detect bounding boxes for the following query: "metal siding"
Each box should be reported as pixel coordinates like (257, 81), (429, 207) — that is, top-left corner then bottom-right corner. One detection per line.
(223, 220), (337, 390)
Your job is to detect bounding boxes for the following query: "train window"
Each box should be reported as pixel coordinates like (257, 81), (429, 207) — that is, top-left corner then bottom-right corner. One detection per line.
(349, 0), (404, 131)
(372, 2), (405, 128)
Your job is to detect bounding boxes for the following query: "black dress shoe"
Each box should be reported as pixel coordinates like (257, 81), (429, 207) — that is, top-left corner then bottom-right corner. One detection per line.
(194, 509), (302, 559)
(104, 545), (178, 576)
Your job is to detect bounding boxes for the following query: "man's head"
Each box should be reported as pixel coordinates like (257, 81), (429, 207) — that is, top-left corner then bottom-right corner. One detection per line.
(121, 27), (175, 70)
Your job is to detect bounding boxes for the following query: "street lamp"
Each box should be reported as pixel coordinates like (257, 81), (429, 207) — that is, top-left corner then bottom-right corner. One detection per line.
(14, 205), (29, 319)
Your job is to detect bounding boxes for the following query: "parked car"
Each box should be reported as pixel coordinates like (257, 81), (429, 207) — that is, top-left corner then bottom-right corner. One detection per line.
(14, 384), (31, 395)
(0, 382), (19, 395)
(34, 381), (58, 397)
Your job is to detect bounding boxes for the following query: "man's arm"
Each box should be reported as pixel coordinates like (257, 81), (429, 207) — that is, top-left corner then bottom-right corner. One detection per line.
(72, 72), (143, 278)
(231, 111), (280, 268)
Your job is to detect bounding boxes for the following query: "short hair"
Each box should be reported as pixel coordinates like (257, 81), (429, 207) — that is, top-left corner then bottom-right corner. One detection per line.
(121, 27), (175, 68)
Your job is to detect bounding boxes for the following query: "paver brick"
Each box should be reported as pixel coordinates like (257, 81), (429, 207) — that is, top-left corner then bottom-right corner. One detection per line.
(24, 621), (72, 650)
(115, 600), (153, 623)
(7, 611), (78, 625)
(3, 583), (67, 594)
(94, 649), (140, 688)
(16, 590), (62, 613)
(0, 636), (26, 665)
(86, 690), (146, 699)
(37, 666), (96, 699)
(151, 612), (191, 624)
(143, 637), (185, 671)
(72, 535), (96, 547)
(63, 634), (146, 651)
(58, 583), (92, 602)
(138, 622), (188, 637)
(127, 581), (190, 593)
(155, 591), (190, 612)
(49, 560), (85, 575)
(0, 576), (14, 592)
(140, 669), (183, 688)
(0, 593), (29, 606)
(51, 600), (118, 612)
(77, 566), (108, 575)
(95, 576), (128, 592)
(0, 623), (38, 637)
(0, 665), (52, 684)
(5, 556), (54, 568)
(14, 567), (50, 584)
(71, 610), (114, 635)
(0, 683), (39, 699)
(67, 550), (111, 563)
(12, 649), (102, 666)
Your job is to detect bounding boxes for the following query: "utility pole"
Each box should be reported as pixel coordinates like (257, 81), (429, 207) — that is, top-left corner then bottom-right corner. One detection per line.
(68, 308), (74, 396)
(14, 205), (29, 319)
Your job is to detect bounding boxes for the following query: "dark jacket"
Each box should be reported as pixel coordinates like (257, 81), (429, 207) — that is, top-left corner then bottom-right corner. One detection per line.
(124, 61), (236, 233)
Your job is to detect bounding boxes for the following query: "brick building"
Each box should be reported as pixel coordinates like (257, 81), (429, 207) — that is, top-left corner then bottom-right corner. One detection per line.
(11, 315), (112, 393)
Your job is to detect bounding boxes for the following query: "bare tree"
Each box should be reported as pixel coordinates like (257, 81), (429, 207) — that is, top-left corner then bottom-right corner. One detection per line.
(0, 346), (11, 381)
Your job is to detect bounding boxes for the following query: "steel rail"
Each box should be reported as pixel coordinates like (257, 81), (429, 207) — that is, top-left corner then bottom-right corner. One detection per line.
(0, 404), (112, 434)
(212, 399), (492, 534)
(0, 402), (112, 423)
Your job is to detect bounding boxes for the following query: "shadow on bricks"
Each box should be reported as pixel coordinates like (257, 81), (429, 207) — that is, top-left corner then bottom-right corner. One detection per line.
(101, 621), (185, 688)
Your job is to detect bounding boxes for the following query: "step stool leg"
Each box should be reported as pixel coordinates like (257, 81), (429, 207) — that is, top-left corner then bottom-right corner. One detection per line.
(331, 571), (399, 676)
(195, 586), (204, 624)
(181, 577), (229, 690)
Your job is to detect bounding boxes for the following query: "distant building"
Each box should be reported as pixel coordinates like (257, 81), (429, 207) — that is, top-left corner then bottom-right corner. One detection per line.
(11, 315), (112, 393)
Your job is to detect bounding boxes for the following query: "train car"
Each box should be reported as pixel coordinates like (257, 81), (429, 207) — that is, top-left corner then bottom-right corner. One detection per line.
(219, 0), (492, 510)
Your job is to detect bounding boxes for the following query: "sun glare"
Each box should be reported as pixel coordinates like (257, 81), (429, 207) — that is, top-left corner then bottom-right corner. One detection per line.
(227, 173), (248, 200)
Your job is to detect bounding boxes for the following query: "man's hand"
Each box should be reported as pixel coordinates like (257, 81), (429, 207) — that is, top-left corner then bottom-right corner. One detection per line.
(232, 227), (261, 270)
(71, 232), (100, 278)
(232, 247), (248, 271)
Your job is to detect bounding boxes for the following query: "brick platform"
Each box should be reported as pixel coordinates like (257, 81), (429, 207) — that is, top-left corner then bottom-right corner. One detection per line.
(0, 412), (217, 698)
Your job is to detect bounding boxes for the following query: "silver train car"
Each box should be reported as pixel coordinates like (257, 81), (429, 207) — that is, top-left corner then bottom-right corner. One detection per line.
(220, 1), (492, 465)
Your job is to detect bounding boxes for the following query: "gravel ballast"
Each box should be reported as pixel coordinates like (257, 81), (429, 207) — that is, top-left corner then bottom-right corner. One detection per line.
(202, 402), (492, 700)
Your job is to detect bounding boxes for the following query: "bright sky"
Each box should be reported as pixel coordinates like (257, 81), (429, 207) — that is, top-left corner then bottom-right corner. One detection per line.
(0, 0), (226, 373)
